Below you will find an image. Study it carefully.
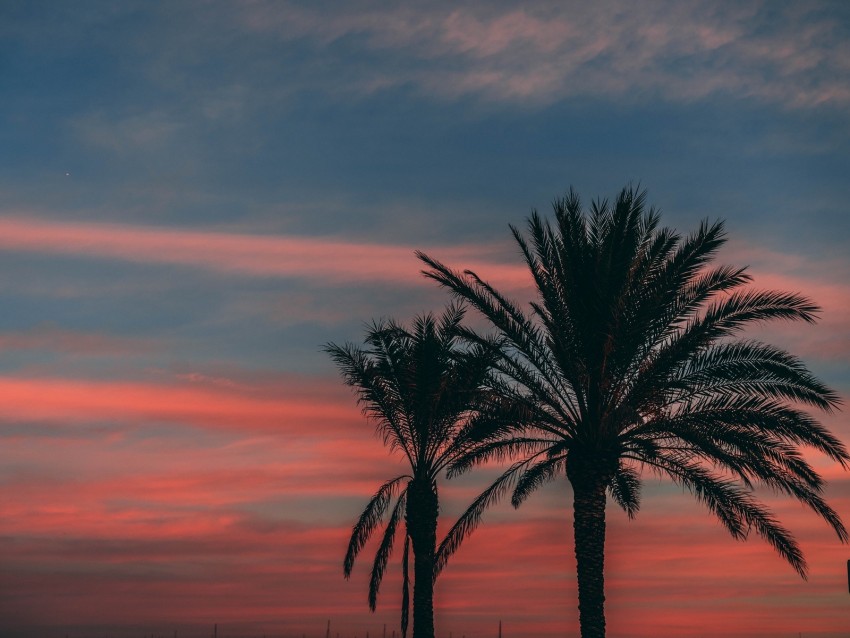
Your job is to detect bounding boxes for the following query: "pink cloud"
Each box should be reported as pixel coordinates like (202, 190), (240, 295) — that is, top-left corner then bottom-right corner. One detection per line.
(2, 415), (847, 638)
(0, 216), (529, 288)
(1, 218), (844, 366)
(4, 507), (846, 637)
(0, 222), (846, 636)
(0, 375), (356, 432)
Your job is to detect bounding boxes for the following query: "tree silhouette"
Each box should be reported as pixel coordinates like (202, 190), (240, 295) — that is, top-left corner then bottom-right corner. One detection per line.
(418, 186), (848, 638)
(325, 304), (494, 638)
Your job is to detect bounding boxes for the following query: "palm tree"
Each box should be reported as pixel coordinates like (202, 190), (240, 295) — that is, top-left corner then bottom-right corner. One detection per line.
(325, 304), (494, 638)
(418, 186), (848, 638)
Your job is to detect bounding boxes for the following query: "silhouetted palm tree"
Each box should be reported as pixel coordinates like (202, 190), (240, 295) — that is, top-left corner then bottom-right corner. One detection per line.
(418, 186), (848, 638)
(325, 304), (494, 638)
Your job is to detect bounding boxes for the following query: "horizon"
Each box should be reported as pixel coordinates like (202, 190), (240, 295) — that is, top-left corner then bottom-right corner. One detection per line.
(2, 2), (849, 638)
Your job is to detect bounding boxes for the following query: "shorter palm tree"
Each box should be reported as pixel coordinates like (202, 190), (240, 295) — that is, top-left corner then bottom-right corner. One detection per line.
(325, 304), (493, 638)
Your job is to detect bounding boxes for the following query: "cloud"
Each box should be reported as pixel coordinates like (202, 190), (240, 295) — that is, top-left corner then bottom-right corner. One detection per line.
(0, 215), (529, 289)
(1, 214), (846, 362)
(72, 110), (184, 154)
(3, 504), (848, 637)
(0, 375), (355, 433)
(0, 212), (844, 379)
(235, 1), (850, 109)
(0, 326), (160, 355)
(1, 374), (846, 637)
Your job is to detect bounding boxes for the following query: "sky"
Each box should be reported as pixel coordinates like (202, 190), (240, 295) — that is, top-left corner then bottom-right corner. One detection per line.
(1, 1), (849, 637)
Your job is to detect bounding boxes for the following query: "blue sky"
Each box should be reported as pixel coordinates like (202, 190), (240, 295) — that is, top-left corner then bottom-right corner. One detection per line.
(1, 2), (849, 637)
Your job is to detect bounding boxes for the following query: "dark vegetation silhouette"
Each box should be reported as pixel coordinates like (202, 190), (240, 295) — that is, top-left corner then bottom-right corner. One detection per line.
(325, 305), (494, 638)
(417, 186), (849, 638)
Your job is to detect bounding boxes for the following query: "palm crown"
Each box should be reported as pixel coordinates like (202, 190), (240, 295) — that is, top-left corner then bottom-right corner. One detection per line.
(325, 304), (494, 638)
(418, 186), (848, 638)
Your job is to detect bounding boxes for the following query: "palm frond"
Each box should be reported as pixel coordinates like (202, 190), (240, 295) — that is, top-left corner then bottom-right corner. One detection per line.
(652, 397), (849, 467)
(368, 489), (407, 611)
(345, 475), (411, 578)
(418, 250), (582, 424)
(511, 454), (567, 507)
(449, 436), (554, 478)
(434, 460), (526, 576)
(638, 453), (808, 577)
(324, 340), (415, 466)
(609, 462), (641, 519)
(669, 340), (841, 411)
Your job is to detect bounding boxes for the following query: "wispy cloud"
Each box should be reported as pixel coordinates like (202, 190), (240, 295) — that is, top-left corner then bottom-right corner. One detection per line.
(0, 216), (528, 288)
(71, 111), (184, 154)
(0, 376), (353, 433)
(1, 214), (846, 362)
(236, 1), (850, 109)
(0, 326), (159, 355)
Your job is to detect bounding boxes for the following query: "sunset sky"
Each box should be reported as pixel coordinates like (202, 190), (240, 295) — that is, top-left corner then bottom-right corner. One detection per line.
(2, 2), (850, 637)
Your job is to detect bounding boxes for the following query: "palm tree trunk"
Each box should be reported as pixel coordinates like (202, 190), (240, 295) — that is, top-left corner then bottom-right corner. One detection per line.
(568, 464), (609, 638)
(406, 478), (439, 638)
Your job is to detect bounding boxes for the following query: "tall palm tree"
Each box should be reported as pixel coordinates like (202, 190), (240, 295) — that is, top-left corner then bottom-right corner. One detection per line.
(418, 186), (848, 638)
(325, 304), (494, 638)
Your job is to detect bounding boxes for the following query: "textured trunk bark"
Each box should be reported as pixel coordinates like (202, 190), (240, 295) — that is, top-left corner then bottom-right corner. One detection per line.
(406, 477), (438, 638)
(568, 460), (609, 638)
